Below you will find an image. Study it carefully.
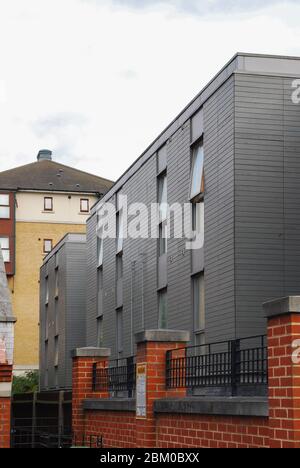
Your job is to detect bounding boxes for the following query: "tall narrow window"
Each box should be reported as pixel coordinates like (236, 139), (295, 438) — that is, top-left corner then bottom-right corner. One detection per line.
(45, 307), (49, 341)
(190, 142), (204, 200)
(116, 254), (123, 282)
(158, 172), (167, 256)
(45, 276), (49, 304)
(80, 199), (89, 213)
(44, 197), (53, 212)
(158, 289), (168, 329)
(55, 268), (59, 298)
(97, 234), (104, 267)
(55, 299), (59, 335)
(116, 210), (124, 254)
(116, 308), (123, 357)
(54, 336), (59, 367)
(0, 237), (10, 263)
(97, 316), (104, 348)
(0, 194), (10, 219)
(97, 267), (104, 317)
(43, 239), (53, 254)
(193, 273), (205, 345)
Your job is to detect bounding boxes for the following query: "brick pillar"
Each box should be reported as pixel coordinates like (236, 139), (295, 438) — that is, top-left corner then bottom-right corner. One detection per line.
(135, 330), (190, 448)
(264, 297), (300, 448)
(71, 347), (110, 445)
(0, 364), (13, 449)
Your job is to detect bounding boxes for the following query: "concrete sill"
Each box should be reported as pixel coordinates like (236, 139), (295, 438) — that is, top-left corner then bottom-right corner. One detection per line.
(83, 398), (136, 412)
(154, 397), (269, 418)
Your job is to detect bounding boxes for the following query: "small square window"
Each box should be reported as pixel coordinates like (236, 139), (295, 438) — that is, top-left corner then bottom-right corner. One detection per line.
(80, 199), (89, 213)
(44, 197), (53, 212)
(43, 239), (53, 254)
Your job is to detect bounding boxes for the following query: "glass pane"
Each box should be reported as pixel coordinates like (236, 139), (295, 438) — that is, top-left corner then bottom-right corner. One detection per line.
(81, 199), (89, 212)
(190, 143), (204, 199)
(2, 250), (10, 263)
(194, 274), (205, 331)
(158, 290), (168, 329)
(97, 317), (103, 347)
(0, 207), (10, 218)
(0, 194), (9, 206)
(44, 240), (52, 253)
(116, 255), (123, 281)
(158, 174), (167, 221)
(159, 222), (167, 256)
(44, 198), (52, 210)
(117, 310), (123, 354)
(117, 210), (124, 253)
(0, 237), (9, 249)
(97, 236), (103, 266)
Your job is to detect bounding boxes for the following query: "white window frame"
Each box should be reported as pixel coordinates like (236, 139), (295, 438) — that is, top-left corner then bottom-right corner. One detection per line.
(0, 194), (10, 219)
(0, 237), (10, 263)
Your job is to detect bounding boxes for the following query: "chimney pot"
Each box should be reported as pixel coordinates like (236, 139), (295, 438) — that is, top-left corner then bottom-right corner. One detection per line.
(37, 149), (52, 161)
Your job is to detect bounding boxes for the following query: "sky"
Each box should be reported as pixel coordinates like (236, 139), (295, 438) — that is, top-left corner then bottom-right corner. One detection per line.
(0, 0), (300, 182)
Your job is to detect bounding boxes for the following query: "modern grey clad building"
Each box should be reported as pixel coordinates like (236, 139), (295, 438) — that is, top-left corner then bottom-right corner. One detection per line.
(39, 234), (87, 390)
(83, 53), (300, 361)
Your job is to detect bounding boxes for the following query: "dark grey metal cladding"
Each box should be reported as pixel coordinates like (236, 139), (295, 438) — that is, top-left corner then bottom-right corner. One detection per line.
(39, 235), (87, 391)
(85, 55), (300, 360)
(203, 75), (235, 342)
(234, 73), (300, 338)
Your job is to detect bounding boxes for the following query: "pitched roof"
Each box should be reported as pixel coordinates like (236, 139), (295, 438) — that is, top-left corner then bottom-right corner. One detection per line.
(0, 159), (114, 194)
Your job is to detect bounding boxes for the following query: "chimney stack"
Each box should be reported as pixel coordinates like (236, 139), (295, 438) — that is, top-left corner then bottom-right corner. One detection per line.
(37, 149), (52, 161)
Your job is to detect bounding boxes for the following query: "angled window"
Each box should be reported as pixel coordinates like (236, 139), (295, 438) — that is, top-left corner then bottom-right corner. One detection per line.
(44, 197), (53, 212)
(193, 273), (205, 344)
(97, 233), (104, 267)
(190, 142), (204, 200)
(54, 336), (59, 367)
(43, 239), (53, 254)
(116, 209), (124, 254)
(158, 289), (168, 329)
(55, 268), (59, 298)
(116, 308), (123, 357)
(80, 198), (89, 213)
(97, 267), (104, 317)
(97, 316), (104, 348)
(45, 276), (49, 305)
(158, 172), (167, 257)
(0, 194), (10, 219)
(0, 237), (10, 263)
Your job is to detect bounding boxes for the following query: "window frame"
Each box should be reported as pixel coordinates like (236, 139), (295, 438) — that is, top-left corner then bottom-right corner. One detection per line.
(116, 308), (123, 357)
(193, 273), (205, 343)
(43, 239), (53, 254)
(158, 288), (168, 330)
(189, 140), (204, 202)
(44, 197), (53, 212)
(0, 236), (10, 263)
(0, 194), (10, 219)
(80, 198), (90, 213)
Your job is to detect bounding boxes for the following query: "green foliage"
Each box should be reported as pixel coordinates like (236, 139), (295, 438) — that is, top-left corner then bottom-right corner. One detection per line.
(12, 371), (39, 395)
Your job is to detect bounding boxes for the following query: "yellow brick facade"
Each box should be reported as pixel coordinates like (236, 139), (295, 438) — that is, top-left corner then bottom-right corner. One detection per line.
(8, 221), (86, 371)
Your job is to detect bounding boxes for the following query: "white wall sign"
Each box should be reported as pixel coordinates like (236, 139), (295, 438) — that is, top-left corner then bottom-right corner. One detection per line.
(136, 363), (147, 419)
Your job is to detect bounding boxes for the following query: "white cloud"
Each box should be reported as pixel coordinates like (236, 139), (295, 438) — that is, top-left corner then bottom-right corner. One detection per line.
(0, 0), (299, 181)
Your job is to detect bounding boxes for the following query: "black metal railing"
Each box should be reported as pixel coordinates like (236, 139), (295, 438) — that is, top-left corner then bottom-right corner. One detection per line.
(166, 335), (268, 395)
(92, 356), (136, 397)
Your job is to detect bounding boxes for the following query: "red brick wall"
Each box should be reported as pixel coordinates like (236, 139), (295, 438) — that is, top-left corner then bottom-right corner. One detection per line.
(85, 411), (136, 448)
(156, 414), (269, 448)
(0, 398), (11, 449)
(268, 313), (300, 448)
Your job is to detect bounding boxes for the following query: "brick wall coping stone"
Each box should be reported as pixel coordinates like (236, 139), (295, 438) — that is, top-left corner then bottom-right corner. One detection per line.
(71, 347), (111, 358)
(83, 398), (136, 412)
(263, 296), (300, 318)
(135, 330), (190, 344)
(154, 397), (269, 417)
